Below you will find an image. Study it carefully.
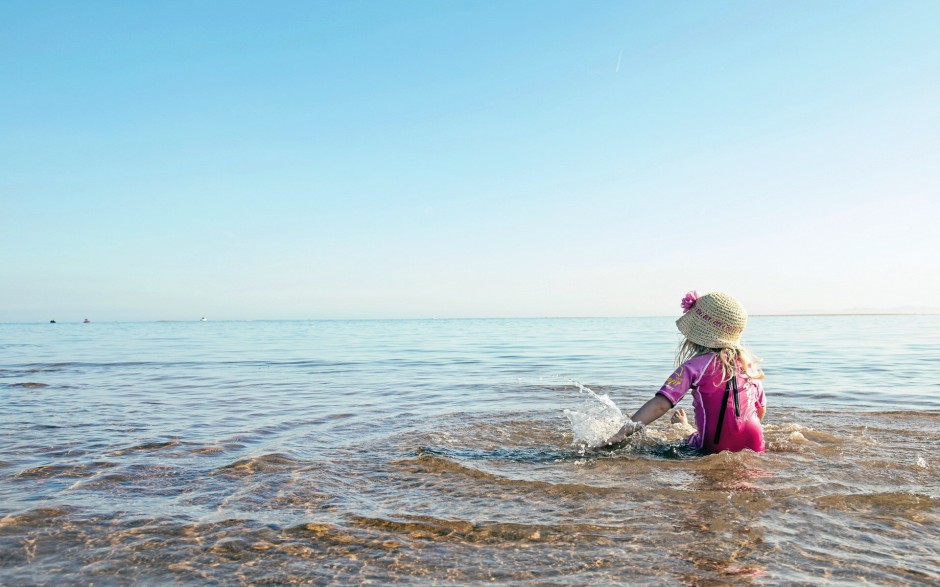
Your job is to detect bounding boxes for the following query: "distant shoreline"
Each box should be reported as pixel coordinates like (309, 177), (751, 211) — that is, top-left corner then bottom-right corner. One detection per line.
(4, 312), (940, 324)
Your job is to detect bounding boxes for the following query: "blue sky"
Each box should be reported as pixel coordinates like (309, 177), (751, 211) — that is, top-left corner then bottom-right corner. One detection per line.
(2, 1), (938, 321)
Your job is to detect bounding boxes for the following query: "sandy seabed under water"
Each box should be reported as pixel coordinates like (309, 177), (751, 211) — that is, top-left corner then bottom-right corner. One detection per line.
(2, 404), (938, 586)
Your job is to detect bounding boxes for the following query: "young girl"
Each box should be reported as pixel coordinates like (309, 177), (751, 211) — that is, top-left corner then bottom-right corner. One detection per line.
(599, 291), (766, 453)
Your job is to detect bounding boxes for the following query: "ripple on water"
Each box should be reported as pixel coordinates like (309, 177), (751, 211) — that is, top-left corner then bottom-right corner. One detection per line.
(348, 513), (621, 545)
(2, 320), (939, 587)
(394, 453), (610, 496)
(213, 453), (304, 477)
(814, 492), (940, 520)
(105, 440), (185, 457)
(190, 442), (246, 456)
(14, 461), (120, 480)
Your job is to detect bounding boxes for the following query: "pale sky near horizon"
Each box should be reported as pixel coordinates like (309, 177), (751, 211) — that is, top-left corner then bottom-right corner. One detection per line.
(2, 1), (939, 322)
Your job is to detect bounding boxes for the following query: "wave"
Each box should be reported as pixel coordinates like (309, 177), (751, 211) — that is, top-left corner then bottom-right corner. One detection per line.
(105, 440), (186, 457)
(814, 492), (939, 517)
(14, 461), (119, 480)
(348, 513), (621, 545)
(394, 452), (609, 495)
(0, 505), (81, 529)
(415, 445), (581, 464)
(213, 453), (304, 477)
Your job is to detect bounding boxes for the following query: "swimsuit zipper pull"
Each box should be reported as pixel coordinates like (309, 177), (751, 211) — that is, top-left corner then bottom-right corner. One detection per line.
(732, 371), (740, 418)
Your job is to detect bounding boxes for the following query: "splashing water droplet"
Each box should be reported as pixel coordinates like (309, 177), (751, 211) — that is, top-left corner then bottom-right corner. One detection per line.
(563, 382), (628, 447)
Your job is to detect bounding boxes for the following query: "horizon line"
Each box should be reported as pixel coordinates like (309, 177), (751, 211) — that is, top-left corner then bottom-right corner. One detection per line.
(4, 311), (940, 325)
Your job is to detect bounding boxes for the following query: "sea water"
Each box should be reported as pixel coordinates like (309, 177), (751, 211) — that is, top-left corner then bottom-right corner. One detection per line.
(564, 382), (631, 448)
(1, 316), (939, 585)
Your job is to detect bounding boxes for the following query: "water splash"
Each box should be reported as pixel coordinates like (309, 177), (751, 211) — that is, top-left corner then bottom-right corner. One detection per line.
(563, 382), (631, 448)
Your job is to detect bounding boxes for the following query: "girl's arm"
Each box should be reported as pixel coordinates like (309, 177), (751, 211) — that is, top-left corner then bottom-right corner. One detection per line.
(630, 394), (673, 425)
(595, 394), (673, 447)
(755, 380), (767, 421)
(595, 358), (705, 448)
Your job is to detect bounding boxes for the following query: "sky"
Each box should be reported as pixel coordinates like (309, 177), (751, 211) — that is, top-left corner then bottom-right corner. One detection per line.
(2, 1), (939, 321)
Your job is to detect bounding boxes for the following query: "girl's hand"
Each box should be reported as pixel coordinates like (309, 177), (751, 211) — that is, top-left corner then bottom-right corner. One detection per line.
(591, 395), (669, 449)
(593, 420), (641, 449)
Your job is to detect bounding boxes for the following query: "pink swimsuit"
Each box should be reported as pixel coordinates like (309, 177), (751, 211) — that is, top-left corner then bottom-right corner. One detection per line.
(657, 353), (766, 453)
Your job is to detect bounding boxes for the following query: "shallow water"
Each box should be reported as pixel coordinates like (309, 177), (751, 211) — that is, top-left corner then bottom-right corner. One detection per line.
(2, 317), (939, 585)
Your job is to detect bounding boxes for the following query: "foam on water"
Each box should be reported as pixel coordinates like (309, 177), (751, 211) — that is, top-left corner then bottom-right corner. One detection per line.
(563, 382), (630, 447)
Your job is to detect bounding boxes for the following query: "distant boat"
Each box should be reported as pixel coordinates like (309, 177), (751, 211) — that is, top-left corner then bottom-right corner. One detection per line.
(83, 318), (91, 323)
(200, 317), (208, 321)
(50, 319), (56, 324)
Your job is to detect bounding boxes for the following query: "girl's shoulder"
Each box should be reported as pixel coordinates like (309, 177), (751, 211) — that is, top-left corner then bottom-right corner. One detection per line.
(681, 352), (717, 370)
(678, 352), (719, 381)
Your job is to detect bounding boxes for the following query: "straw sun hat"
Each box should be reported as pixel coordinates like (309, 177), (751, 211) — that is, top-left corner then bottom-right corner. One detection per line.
(675, 291), (748, 349)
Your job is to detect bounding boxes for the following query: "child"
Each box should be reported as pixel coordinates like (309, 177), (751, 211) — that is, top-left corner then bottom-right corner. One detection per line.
(598, 291), (766, 453)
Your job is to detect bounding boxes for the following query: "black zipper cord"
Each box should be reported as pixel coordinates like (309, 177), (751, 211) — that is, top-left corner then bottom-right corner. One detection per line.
(713, 369), (740, 445)
(732, 372), (740, 418)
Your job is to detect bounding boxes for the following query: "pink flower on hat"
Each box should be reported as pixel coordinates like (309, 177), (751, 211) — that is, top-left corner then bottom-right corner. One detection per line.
(680, 290), (699, 313)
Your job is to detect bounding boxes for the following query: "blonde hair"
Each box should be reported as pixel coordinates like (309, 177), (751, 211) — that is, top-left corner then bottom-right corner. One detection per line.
(675, 338), (764, 382)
